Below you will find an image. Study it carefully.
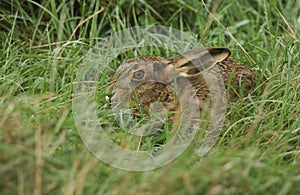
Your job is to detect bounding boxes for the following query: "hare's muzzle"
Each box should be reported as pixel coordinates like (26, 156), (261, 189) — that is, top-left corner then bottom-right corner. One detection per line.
(109, 91), (119, 107)
(108, 91), (115, 102)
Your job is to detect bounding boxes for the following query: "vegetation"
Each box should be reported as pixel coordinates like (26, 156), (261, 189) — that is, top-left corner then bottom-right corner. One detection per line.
(0, 0), (299, 194)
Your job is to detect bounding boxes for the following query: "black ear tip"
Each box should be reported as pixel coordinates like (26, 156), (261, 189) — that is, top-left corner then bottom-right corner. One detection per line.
(209, 47), (231, 55)
(224, 48), (231, 56)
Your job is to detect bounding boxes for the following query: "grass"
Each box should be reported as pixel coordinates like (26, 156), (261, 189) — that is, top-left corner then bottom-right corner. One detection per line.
(1, 0), (300, 194)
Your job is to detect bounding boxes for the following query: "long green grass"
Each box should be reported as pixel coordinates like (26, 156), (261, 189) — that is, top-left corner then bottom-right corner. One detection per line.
(1, 0), (300, 194)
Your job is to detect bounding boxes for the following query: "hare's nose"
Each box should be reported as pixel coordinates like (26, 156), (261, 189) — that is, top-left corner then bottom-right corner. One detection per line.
(105, 91), (115, 103)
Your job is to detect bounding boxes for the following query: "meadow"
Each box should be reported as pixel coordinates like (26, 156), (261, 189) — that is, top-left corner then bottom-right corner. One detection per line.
(0, 0), (300, 194)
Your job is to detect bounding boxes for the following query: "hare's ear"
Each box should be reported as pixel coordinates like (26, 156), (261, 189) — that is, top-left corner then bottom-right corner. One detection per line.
(168, 47), (231, 75)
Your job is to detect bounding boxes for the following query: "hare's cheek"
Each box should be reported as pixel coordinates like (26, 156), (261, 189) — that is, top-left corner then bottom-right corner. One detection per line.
(130, 79), (150, 89)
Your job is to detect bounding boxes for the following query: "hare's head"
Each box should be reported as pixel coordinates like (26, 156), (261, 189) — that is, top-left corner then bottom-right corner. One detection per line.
(107, 47), (230, 109)
(107, 56), (187, 110)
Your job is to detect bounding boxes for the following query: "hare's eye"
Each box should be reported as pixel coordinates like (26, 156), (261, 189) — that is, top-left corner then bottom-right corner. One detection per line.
(133, 70), (145, 79)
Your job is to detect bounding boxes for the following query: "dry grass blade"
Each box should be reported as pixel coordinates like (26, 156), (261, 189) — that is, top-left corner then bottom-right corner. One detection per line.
(276, 7), (299, 41)
(201, 0), (256, 65)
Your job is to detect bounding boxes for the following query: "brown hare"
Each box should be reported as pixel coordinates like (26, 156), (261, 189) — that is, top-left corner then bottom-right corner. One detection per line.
(107, 47), (256, 131)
